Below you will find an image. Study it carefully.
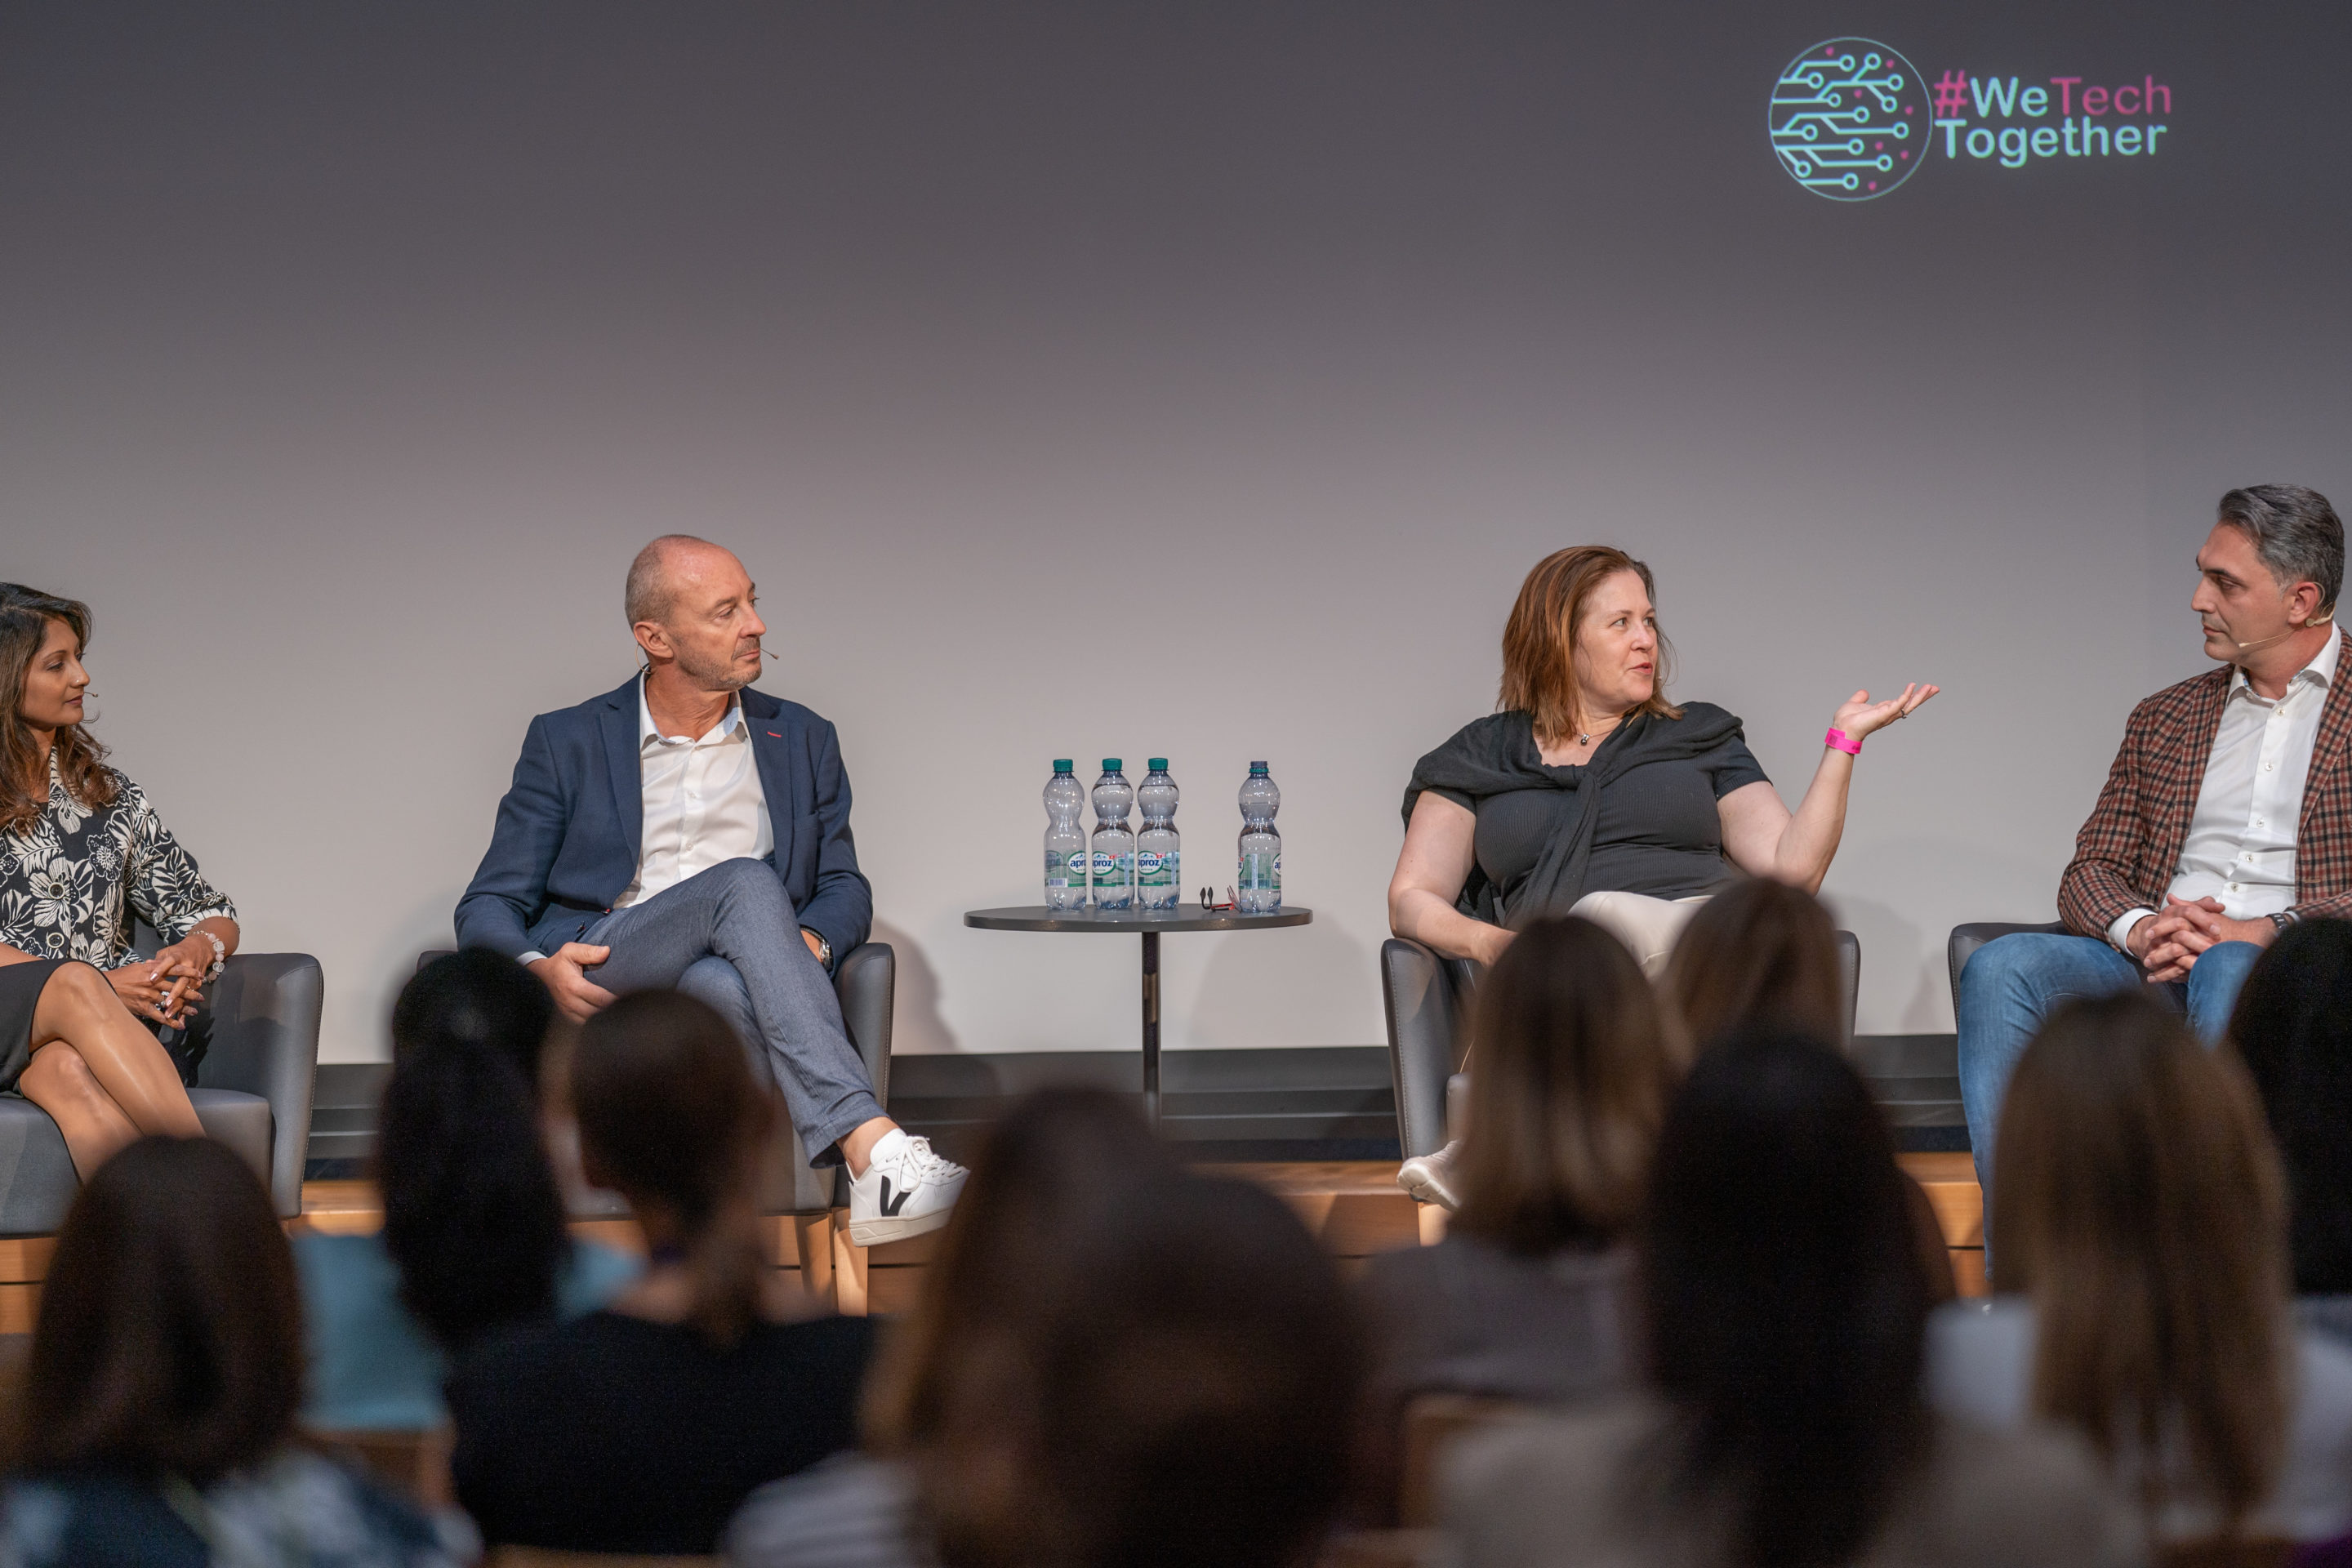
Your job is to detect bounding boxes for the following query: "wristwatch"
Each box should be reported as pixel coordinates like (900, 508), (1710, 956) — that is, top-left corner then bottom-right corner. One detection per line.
(802, 928), (833, 969)
(2271, 909), (2301, 933)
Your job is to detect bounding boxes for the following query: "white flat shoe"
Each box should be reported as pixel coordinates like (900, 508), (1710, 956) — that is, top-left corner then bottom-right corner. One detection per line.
(1396, 1138), (1464, 1211)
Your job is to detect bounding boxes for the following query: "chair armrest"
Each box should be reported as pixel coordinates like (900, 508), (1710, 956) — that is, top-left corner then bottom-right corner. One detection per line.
(1834, 929), (1860, 1049)
(198, 953), (323, 1218)
(1382, 938), (1468, 1160)
(834, 942), (894, 1109)
(1947, 920), (2068, 1011)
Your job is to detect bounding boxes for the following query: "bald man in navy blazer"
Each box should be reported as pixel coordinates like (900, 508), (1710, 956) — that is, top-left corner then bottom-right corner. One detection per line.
(457, 536), (965, 1245)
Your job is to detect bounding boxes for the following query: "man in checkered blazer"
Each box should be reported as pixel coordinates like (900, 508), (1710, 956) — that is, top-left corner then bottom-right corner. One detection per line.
(1958, 484), (2348, 1205)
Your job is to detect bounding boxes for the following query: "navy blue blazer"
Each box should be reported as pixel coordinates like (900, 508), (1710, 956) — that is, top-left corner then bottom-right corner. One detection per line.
(455, 678), (873, 968)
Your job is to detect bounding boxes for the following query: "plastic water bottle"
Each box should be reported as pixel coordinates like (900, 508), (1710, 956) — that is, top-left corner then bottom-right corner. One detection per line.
(1237, 761), (1281, 913)
(1044, 760), (1088, 910)
(1135, 760), (1180, 911)
(1089, 760), (1136, 911)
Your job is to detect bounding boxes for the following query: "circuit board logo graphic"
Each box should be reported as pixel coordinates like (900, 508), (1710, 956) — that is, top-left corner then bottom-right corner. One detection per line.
(1770, 38), (1927, 200)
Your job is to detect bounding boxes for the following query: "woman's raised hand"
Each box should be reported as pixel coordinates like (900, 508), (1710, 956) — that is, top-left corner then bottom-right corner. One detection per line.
(1832, 682), (1940, 742)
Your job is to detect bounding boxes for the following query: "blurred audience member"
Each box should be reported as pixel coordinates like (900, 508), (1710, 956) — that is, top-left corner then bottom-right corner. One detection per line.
(1931, 991), (2352, 1544)
(1667, 877), (1956, 1303)
(2228, 920), (2352, 1346)
(448, 989), (874, 1555)
(296, 950), (637, 1431)
(1355, 917), (1677, 1513)
(728, 1086), (1365, 1568)
(1662, 874), (1846, 1049)
(0, 1136), (458, 1566)
(1447, 1031), (2137, 1568)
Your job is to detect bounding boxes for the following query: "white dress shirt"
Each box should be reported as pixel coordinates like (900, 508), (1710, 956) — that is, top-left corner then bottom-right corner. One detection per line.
(612, 677), (775, 911)
(2112, 629), (2341, 948)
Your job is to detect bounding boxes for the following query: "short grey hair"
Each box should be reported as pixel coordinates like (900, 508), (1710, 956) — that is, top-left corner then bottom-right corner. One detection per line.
(2218, 485), (2344, 616)
(624, 534), (711, 627)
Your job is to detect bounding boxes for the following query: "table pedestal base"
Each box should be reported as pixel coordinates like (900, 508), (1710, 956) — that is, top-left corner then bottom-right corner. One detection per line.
(1141, 930), (1160, 1128)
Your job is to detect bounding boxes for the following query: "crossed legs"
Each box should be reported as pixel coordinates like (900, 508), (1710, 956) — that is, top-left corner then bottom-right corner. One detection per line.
(585, 859), (889, 1168)
(21, 961), (204, 1178)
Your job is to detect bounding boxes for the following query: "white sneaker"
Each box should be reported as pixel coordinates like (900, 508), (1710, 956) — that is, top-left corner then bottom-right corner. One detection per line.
(1396, 1138), (1464, 1211)
(847, 1129), (969, 1246)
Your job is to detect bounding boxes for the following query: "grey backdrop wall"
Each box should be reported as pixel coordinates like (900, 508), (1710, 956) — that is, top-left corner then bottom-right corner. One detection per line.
(4, 3), (2347, 1062)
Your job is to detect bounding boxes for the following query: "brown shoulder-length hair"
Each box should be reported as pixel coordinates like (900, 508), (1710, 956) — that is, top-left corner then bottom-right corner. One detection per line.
(1452, 916), (1688, 1254)
(1995, 991), (2290, 1530)
(9, 1136), (301, 1484)
(573, 990), (777, 1348)
(0, 585), (118, 835)
(866, 1089), (1363, 1568)
(1664, 876), (1847, 1051)
(1499, 546), (1681, 746)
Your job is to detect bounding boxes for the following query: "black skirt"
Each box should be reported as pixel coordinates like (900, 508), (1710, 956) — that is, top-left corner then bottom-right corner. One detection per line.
(0, 959), (72, 1094)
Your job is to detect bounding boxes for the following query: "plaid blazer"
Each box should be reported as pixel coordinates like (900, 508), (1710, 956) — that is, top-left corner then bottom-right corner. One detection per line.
(2059, 630), (2352, 938)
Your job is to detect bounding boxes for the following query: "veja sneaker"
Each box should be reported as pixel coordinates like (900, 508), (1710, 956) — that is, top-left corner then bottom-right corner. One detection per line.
(1396, 1138), (1464, 1211)
(847, 1129), (969, 1246)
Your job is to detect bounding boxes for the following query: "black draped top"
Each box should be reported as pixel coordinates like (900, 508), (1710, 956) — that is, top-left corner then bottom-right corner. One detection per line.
(1404, 706), (1768, 927)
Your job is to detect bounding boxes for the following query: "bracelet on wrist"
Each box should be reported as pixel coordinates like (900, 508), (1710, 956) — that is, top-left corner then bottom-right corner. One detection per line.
(1824, 728), (1862, 756)
(189, 929), (226, 981)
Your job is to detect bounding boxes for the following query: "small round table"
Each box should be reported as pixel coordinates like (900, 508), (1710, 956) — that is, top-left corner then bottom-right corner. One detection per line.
(963, 904), (1314, 1129)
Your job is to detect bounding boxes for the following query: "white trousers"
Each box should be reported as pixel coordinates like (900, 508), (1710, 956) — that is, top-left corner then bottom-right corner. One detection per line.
(1566, 890), (1713, 980)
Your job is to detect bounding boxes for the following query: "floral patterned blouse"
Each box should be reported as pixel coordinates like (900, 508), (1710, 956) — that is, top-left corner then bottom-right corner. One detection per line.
(0, 752), (236, 969)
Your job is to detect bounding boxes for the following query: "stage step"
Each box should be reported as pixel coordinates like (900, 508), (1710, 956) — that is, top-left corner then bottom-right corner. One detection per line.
(0, 1152), (1985, 1331)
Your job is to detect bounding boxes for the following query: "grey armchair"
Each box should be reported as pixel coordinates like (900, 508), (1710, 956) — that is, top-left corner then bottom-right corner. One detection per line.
(0, 950), (322, 1232)
(1945, 920), (2066, 1014)
(421, 942), (893, 1214)
(1382, 930), (1860, 1160)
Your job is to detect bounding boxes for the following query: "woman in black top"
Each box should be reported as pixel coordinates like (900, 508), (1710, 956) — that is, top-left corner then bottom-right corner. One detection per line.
(1388, 546), (1933, 1203)
(447, 987), (875, 1556)
(0, 586), (218, 1175)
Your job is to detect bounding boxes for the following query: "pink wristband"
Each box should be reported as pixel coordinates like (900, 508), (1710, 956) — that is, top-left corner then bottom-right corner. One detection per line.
(1824, 728), (1862, 755)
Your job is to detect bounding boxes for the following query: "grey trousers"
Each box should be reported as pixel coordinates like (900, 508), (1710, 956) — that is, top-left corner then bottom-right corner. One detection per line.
(582, 858), (882, 1167)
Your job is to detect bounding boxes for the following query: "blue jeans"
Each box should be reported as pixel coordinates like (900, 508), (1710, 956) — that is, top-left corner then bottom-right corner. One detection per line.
(1956, 931), (2260, 1214)
(582, 858), (883, 1166)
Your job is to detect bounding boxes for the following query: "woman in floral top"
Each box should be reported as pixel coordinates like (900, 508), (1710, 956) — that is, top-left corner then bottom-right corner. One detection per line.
(0, 585), (224, 1174)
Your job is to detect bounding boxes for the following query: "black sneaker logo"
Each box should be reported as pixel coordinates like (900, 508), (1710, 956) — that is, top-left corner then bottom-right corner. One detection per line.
(877, 1177), (912, 1217)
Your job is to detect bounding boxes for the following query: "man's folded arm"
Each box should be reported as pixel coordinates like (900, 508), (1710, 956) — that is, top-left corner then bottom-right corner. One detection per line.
(793, 718), (872, 969)
(2289, 890), (2352, 922)
(2057, 715), (2155, 943)
(455, 716), (569, 961)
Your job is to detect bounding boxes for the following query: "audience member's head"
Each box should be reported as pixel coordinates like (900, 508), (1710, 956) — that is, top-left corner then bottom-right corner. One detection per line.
(868, 1088), (1365, 1568)
(2228, 919), (2352, 1294)
(574, 989), (777, 1347)
(397, 946), (557, 1089)
(1997, 990), (2288, 1528)
(1642, 1029), (1930, 1568)
(1664, 875), (1845, 1049)
(1454, 915), (1684, 1254)
(11, 1137), (299, 1483)
(379, 951), (570, 1352)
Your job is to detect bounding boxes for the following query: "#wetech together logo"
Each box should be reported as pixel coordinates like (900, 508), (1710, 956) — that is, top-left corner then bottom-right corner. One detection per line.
(1771, 36), (2175, 202)
(1770, 39), (1929, 199)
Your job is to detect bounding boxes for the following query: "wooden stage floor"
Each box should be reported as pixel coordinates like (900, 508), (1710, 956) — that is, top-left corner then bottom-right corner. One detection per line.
(295, 1152), (1989, 1316)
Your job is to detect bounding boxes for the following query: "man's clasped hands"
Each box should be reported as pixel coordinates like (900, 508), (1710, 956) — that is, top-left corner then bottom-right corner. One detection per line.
(2126, 894), (2277, 982)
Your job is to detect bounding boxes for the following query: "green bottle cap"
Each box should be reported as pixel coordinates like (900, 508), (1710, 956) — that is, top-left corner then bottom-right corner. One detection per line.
(1053, 760), (1074, 772)
(1147, 758), (1169, 770)
(1102, 759), (1123, 771)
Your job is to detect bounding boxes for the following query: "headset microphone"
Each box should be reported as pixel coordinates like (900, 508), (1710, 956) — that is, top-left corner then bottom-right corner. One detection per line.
(2226, 609), (2335, 657)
